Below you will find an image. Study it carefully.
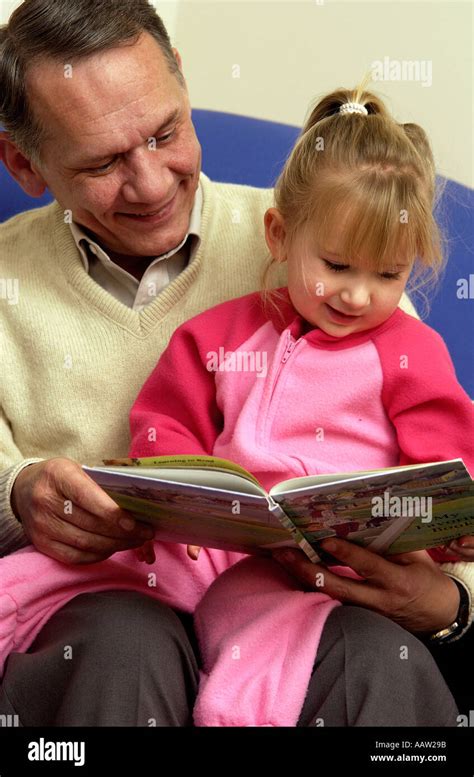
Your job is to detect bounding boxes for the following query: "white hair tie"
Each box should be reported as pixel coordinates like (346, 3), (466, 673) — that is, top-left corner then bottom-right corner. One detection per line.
(339, 102), (368, 116)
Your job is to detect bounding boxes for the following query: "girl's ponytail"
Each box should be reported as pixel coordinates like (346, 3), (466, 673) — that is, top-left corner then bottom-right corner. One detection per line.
(301, 73), (390, 136)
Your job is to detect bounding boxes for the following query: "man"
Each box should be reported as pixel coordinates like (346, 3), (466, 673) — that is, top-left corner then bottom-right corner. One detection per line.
(0, 0), (469, 726)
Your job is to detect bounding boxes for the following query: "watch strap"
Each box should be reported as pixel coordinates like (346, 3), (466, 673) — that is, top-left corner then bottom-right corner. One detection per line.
(429, 575), (471, 645)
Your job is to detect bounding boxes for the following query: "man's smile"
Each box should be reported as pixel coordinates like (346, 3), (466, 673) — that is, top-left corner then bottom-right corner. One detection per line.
(116, 186), (180, 225)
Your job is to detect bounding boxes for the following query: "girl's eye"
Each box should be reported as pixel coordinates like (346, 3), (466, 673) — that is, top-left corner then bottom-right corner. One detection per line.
(323, 258), (402, 281)
(323, 259), (348, 272)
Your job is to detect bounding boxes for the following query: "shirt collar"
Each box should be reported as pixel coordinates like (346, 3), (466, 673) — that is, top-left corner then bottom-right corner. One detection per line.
(69, 180), (202, 273)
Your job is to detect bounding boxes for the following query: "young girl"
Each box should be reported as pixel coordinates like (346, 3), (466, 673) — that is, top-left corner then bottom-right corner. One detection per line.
(129, 82), (474, 726)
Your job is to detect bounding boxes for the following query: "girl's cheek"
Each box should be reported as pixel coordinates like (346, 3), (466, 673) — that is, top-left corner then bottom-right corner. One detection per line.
(302, 268), (329, 297)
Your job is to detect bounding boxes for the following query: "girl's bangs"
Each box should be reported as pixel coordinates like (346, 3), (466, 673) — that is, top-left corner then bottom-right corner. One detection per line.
(303, 174), (420, 272)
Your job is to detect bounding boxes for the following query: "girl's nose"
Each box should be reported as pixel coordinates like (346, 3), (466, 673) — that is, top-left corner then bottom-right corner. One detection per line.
(339, 283), (371, 310)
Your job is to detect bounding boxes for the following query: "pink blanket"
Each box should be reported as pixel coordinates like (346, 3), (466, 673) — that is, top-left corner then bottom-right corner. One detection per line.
(0, 543), (342, 726)
(193, 554), (341, 726)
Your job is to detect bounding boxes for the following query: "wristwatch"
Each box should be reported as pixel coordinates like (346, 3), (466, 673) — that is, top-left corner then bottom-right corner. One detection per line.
(428, 575), (471, 645)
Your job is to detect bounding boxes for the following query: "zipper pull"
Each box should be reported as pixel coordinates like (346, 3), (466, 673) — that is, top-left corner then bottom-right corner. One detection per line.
(281, 332), (295, 363)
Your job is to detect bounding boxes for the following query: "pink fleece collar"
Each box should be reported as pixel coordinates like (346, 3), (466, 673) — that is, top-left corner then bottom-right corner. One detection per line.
(262, 288), (405, 350)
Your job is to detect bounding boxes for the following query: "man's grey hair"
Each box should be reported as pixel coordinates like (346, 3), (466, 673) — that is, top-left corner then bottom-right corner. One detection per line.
(0, 0), (185, 166)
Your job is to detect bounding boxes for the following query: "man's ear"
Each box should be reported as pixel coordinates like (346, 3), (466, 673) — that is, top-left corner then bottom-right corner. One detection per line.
(172, 47), (184, 75)
(264, 208), (288, 262)
(0, 132), (48, 198)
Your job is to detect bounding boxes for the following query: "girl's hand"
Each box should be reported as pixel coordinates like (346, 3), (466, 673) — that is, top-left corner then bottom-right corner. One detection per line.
(272, 538), (461, 634)
(446, 535), (474, 561)
(134, 539), (156, 564)
(135, 543), (202, 562)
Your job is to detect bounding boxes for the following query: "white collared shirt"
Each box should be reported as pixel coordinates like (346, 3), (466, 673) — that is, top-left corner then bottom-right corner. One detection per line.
(69, 183), (202, 311)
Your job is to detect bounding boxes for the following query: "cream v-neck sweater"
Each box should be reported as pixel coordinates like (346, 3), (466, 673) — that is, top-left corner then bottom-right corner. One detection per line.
(0, 173), (284, 553)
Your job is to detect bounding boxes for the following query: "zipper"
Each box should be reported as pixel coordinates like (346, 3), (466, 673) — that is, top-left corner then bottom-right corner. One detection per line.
(281, 330), (297, 363)
(257, 329), (303, 446)
(265, 331), (302, 417)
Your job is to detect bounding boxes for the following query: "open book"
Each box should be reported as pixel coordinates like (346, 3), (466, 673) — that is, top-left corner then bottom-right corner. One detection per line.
(83, 456), (474, 563)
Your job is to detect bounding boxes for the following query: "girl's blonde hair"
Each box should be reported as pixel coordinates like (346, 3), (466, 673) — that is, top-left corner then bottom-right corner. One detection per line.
(263, 73), (447, 318)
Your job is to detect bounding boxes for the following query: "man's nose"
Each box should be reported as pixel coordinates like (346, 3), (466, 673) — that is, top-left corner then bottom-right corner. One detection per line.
(120, 146), (175, 204)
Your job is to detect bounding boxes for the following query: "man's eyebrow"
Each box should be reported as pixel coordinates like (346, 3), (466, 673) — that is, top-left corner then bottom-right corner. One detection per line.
(72, 108), (181, 167)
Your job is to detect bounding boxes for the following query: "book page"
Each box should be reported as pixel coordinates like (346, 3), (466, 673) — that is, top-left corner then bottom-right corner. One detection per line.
(269, 459), (474, 554)
(269, 459), (466, 496)
(384, 496), (474, 554)
(103, 455), (263, 488)
(83, 466), (295, 554)
(95, 455), (266, 496)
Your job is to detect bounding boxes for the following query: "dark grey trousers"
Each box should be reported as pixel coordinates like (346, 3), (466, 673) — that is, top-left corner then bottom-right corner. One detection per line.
(0, 591), (459, 727)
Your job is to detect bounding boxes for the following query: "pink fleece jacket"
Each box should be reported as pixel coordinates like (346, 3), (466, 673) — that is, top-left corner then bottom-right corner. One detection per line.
(0, 290), (472, 727)
(127, 289), (473, 726)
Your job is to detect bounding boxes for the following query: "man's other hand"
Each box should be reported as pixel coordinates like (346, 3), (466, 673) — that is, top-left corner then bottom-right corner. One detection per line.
(11, 457), (155, 564)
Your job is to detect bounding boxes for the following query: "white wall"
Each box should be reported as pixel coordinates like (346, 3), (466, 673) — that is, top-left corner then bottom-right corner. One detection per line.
(172, 0), (472, 188)
(1, 0), (472, 187)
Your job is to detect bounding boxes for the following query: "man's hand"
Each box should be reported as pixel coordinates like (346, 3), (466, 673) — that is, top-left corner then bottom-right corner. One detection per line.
(272, 538), (461, 634)
(446, 536), (474, 561)
(11, 458), (155, 564)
